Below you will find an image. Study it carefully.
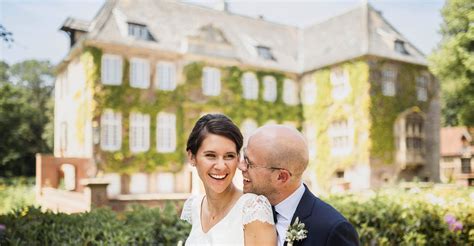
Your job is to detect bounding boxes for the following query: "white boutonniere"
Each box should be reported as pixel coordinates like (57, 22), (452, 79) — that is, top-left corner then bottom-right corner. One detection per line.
(285, 217), (308, 246)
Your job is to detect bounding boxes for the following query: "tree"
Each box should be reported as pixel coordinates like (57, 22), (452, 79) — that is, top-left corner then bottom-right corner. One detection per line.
(0, 24), (14, 45)
(429, 0), (474, 127)
(0, 60), (54, 177)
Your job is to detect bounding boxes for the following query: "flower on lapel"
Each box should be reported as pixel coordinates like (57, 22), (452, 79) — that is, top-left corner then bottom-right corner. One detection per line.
(285, 217), (308, 246)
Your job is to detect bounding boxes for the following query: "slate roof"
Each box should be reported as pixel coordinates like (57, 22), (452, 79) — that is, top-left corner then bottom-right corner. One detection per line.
(61, 0), (428, 73)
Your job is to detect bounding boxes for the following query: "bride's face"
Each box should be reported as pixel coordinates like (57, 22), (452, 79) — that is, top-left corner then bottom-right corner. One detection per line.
(189, 133), (239, 195)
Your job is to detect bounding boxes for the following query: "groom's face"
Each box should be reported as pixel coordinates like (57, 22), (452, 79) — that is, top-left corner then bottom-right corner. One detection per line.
(240, 144), (278, 198)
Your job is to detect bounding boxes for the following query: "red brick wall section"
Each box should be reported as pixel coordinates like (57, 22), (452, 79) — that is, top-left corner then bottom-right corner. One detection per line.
(35, 154), (96, 193)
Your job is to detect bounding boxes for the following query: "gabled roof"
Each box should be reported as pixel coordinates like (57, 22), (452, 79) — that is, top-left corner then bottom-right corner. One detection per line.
(303, 3), (427, 71)
(61, 0), (427, 73)
(440, 127), (474, 157)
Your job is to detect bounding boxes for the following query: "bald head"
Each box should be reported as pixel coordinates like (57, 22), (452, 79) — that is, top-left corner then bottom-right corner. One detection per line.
(248, 125), (309, 179)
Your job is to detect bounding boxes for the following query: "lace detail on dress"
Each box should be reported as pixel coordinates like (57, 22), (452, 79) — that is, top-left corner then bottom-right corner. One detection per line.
(242, 194), (274, 226)
(180, 195), (195, 224)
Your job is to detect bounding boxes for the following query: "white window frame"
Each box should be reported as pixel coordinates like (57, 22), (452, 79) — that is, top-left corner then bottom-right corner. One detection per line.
(202, 67), (221, 96)
(129, 112), (150, 153)
(156, 112), (176, 153)
(130, 57), (150, 89)
(242, 72), (259, 100)
(100, 109), (122, 151)
(263, 75), (277, 102)
(241, 119), (258, 146)
(155, 61), (176, 91)
(381, 66), (397, 96)
(283, 78), (299, 105)
(330, 67), (350, 100)
(328, 119), (353, 156)
(101, 54), (123, 85)
(303, 122), (317, 158)
(302, 79), (317, 105)
(416, 73), (429, 102)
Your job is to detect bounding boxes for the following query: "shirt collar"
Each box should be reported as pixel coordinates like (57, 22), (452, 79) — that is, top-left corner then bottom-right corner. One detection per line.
(274, 183), (305, 221)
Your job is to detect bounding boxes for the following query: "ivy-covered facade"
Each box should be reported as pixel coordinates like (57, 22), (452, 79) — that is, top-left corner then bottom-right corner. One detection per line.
(53, 1), (439, 194)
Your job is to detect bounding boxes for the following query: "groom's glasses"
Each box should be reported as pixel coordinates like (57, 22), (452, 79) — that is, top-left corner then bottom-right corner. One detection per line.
(242, 148), (292, 176)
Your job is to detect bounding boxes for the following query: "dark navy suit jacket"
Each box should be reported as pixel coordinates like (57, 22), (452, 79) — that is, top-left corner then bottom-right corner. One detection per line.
(285, 185), (359, 246)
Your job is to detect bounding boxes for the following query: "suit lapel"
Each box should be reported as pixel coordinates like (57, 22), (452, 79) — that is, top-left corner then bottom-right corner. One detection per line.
(285, 184), (316, 246)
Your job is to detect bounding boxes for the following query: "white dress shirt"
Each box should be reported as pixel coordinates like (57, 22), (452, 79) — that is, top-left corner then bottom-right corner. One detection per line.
(274, 183), (306, 246)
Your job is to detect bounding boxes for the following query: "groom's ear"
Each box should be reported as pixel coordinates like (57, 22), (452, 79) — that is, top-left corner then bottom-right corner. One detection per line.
(277, 170), (291, 183)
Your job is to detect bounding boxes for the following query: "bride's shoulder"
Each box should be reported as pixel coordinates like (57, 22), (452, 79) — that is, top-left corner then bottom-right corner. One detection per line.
(240, 193), (271, 207)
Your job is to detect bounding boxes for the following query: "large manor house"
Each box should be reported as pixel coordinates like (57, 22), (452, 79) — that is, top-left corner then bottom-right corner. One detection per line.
(47, 0), (439, 200)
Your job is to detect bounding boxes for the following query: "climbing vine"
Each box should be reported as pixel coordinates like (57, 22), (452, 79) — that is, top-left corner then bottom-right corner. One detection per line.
(80, 48), (302, 174)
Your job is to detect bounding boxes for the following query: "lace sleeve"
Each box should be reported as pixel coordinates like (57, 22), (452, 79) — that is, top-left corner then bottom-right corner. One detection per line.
(242, 194), (274, 226)
(180, 196), (194, 224)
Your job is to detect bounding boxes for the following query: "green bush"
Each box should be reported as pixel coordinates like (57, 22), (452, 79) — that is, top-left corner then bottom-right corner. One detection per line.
(1, 187), (472, 245)
(325, 187), (474, 245)
(0, 203), (191, 245)
(0, 177), (35, 215)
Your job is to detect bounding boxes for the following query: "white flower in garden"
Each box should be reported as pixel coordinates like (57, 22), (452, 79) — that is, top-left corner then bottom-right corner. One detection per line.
(470, 192), (474, 200)
(409, 187), (421, 194)
(425, 193), (445, 206)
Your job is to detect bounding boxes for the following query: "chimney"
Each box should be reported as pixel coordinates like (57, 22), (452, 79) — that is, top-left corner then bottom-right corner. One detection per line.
(214, 0), (229, 12)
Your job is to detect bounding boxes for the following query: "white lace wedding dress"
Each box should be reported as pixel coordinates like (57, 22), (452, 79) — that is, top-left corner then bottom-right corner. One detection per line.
(180, 193), (274, 245)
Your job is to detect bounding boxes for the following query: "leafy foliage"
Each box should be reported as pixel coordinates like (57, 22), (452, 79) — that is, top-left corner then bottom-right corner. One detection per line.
(0, 203), (191, 245)
(0, 177), (35, 214)
(327, 187), (474, 245)
(429, 0), (474, 126)
(0, 60), (54, 177)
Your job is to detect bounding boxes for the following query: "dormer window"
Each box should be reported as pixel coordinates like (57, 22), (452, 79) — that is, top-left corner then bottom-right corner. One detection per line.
(128, 22), (153, 41)
(394, 39), (409, 55)
(256, 45), (275, 61)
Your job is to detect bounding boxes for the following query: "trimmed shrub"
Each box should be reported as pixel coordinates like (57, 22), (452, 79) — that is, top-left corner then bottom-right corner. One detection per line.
(0, 203), (191, 245)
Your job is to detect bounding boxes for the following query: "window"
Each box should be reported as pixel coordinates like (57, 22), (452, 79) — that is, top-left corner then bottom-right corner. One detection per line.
(202, 67), (221, 96)
(241, 119), (258, 146)
(130, 58), (150, 89)
(381, 66), (397, 96)
(302, 80), (317, 105)
(129, 112), (150, 153)
(461, 158), (472, 174)
(406, 113), (424, 152)
(263, 76), (277, 102)
(129, 173), (148, 194)
(156, 62), (176, 91)
(157, 112), (176, 152)
(101, 54), (123, 85)
(303, 122), (317, 158)
(416, 73), (429, 101)
(128, 23), (152, 41)
(283, 79), (299, 105)
(328, 119), (353, 156)
(242, 72), (258, 100)
(330, 67), (350, 100)
(256, 45), (275, 61)
(394, 39), (409, 55)
(100, 109), (122, 151)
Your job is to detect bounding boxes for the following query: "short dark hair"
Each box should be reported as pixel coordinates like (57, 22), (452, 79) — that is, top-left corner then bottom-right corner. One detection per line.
(186, 114), (243, 155)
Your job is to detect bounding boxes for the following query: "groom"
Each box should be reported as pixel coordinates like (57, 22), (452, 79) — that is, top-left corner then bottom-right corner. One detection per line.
(239, 125), (359, 246)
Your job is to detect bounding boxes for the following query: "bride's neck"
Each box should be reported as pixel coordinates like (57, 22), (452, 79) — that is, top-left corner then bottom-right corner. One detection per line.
(205, 184), (239, 213)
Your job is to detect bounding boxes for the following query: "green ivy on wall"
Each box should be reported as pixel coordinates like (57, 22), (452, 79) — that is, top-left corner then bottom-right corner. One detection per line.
(303, 61), (371, 189)
(304, 59), (432, 189)
(79, 48), (302, 174)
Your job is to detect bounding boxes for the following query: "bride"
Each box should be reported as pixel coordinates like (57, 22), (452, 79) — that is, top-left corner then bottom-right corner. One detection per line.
(181, 114), (276, 245)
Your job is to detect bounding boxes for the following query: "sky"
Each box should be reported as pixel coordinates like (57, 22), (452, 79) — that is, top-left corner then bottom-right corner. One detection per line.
(0, 0), (445, 66)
